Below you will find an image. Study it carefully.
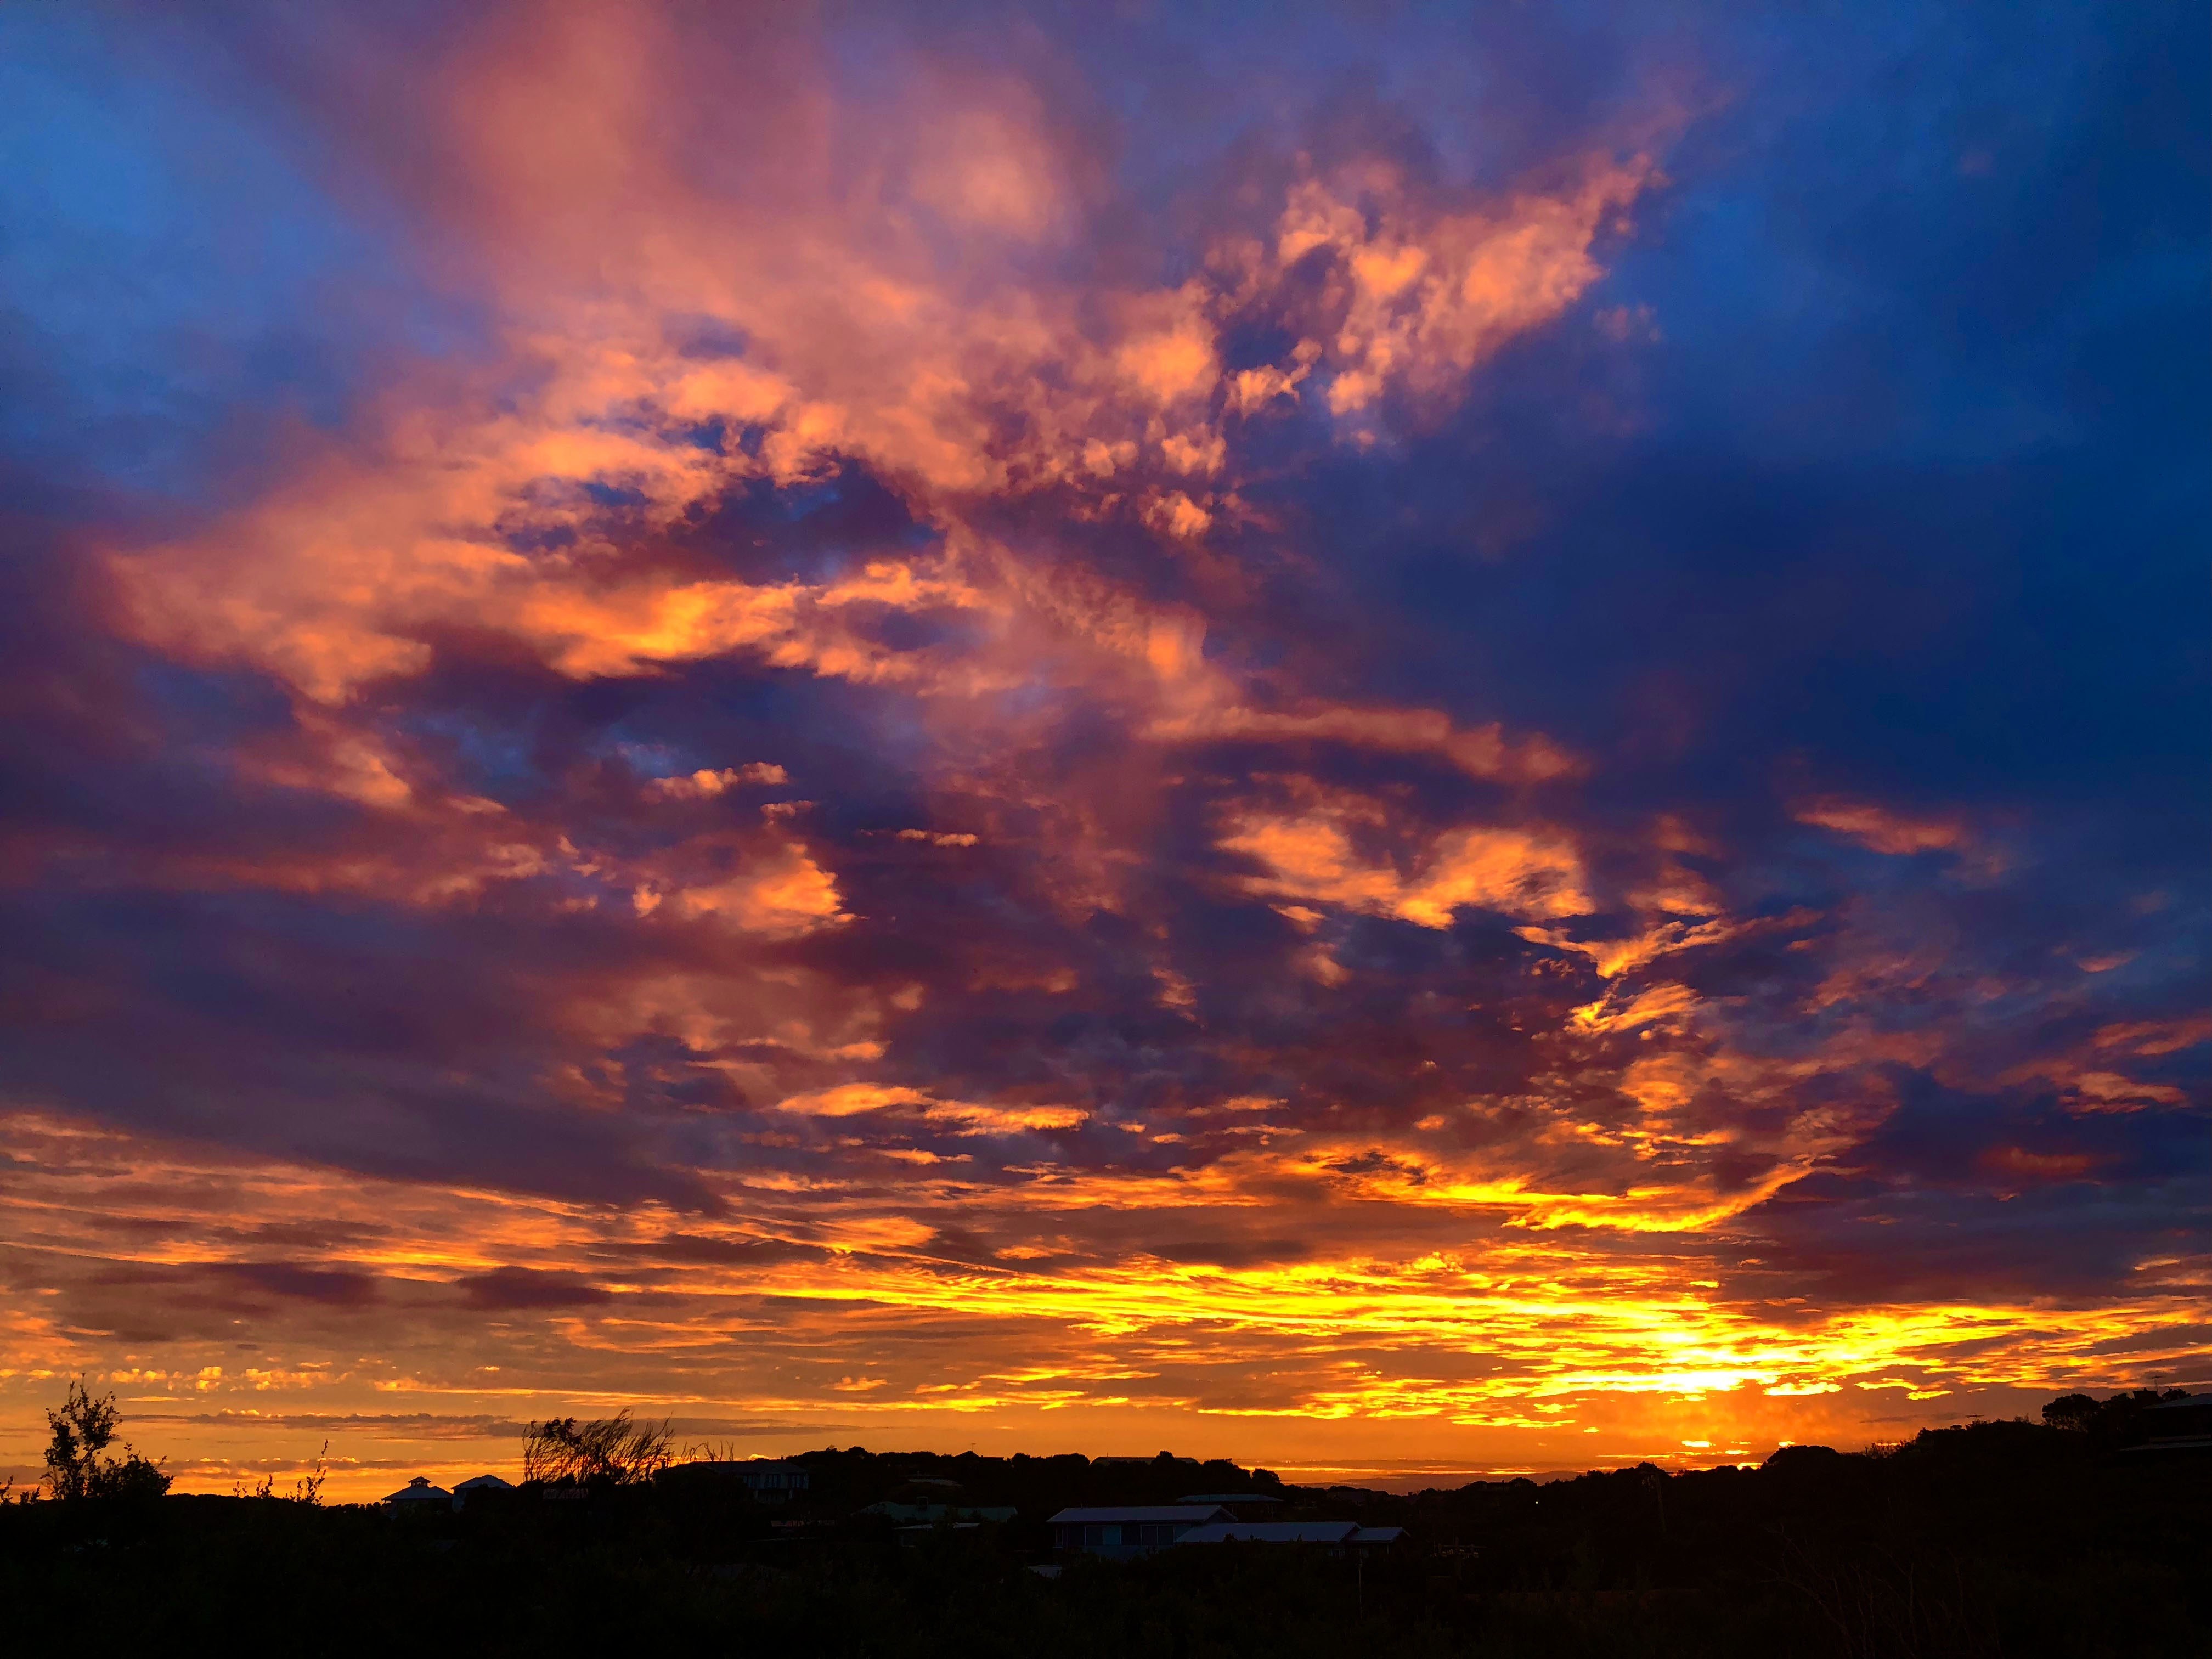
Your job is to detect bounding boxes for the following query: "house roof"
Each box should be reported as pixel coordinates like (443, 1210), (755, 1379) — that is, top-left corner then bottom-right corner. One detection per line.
(383, 1476), (452, 1503)
(1048, 1505), (1230, 1525)
(453, 1474), (515, 1491)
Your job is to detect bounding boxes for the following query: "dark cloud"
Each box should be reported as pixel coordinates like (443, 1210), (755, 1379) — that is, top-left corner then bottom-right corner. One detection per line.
(456, 1269), (613, 1311)
(216, 1264), (383, 1308)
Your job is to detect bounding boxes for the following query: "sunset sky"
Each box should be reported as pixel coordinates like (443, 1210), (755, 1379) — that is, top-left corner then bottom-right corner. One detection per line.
(2, 2), (2204, 1500)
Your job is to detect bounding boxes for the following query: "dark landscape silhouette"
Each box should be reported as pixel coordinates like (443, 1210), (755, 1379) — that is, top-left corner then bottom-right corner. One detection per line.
(4, 1383), (2205, 1656)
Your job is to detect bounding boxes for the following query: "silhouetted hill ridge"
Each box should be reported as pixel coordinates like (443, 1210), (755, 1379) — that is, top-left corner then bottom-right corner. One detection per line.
(2, 1413), (2204, 1656)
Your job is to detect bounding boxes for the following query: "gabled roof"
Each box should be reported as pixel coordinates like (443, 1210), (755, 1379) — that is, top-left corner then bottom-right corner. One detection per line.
(453, 1474), (515, 1491)
(1047, 1505), (1230, 1525)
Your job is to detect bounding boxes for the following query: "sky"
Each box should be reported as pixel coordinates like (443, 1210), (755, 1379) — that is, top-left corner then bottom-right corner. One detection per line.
(1, 0), (2204, 1500)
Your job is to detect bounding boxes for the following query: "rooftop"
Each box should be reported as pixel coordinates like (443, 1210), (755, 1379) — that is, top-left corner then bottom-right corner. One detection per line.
(2144, 1392), (2208, 1412)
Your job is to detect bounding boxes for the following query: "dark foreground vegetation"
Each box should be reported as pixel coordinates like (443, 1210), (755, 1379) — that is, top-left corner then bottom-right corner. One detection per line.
(2, 1400), (2205, 1657)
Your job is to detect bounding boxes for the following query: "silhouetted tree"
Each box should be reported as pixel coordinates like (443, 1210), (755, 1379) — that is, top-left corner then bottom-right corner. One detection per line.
(523, 1410), (673, 1485)
(2042, 1393), (2100, 1432)
(42, 1380), (115, 1500)
(2034, 1386), (2201, 1454)
(43, 1380), (170, 1500)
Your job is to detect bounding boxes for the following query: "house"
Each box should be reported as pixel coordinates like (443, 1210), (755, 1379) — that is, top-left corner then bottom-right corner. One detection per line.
(653, 1459), (813, 1502)
(451, 1473), (515, 1510)
(1048, 1504), (1230, 1559)
(1177, 1520), (1403, 1553)
(672, 1460), (814, 1513)
(739, 1460), (810, 1492)
(2132, 1392), (2212, 1454)
(382, 1475), (452, 1511)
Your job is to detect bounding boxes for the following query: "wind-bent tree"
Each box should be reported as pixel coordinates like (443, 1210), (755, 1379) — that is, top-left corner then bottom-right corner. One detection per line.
(522, 1410), (674, 1485)
(43, 1380), (171, 1500)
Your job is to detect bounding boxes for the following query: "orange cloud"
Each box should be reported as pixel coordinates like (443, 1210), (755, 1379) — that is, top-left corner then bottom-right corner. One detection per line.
(5, 1108), (2199, 1498)
(1793, 797), (1972, 856)
(1222, 803), (1591, 927)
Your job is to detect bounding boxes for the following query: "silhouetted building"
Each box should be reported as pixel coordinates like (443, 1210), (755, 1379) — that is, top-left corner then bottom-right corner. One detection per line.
(382, 1475), (452, 1511)
(1049, 1504), (1230, 1558)
(2134, 1392), (2212, 1453)
(735, 1460), (811, 1502)
(451, 1473), (514, 1509)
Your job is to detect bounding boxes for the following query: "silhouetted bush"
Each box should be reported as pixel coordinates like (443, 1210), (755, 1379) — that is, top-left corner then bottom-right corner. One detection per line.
(41, 1380), (171, 1503)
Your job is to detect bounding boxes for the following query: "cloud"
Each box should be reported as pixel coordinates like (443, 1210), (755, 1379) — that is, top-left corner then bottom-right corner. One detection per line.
(1221, 799), (1592, 927)
(456, 1268), (613, 1311)
(647, 764), (789, 798)
(1792, 797), (1972, 857)
(0, 0), (2201, 1497)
